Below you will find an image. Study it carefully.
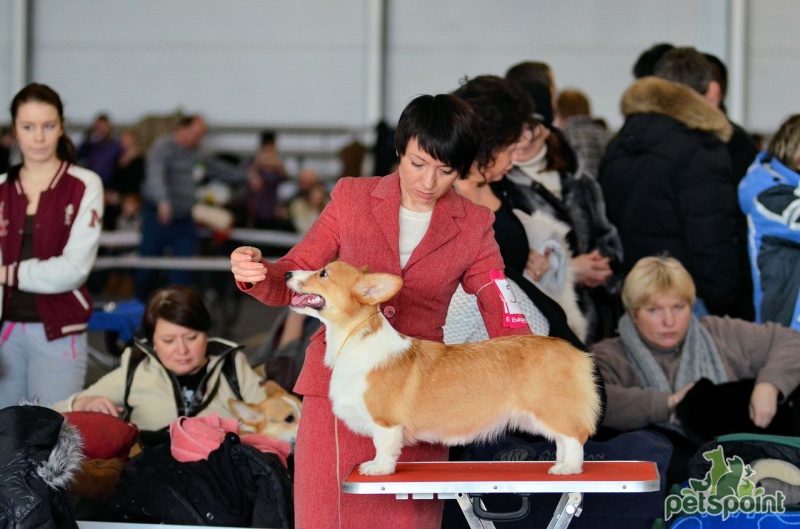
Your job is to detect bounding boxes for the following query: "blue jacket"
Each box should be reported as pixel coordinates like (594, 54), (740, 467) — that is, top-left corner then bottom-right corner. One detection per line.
(738, 152), (800, 329)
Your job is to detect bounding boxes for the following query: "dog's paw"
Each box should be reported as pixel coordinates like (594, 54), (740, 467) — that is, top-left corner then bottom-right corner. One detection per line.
(548, 462), (583, 475)
(359, 460), (396, 476)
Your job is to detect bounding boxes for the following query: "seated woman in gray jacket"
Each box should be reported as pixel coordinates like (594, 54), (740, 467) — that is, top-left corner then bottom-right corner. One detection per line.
(53, 285), (265, 432)
(591, 255), (800, 482)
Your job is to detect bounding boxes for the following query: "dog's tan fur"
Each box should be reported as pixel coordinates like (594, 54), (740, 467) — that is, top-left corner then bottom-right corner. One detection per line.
(229, 380), (302, 447)
(286, 261), (600, 475)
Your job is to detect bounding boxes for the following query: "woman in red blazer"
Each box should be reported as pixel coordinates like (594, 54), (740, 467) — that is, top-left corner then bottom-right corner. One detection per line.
(231, 94), (531, 529)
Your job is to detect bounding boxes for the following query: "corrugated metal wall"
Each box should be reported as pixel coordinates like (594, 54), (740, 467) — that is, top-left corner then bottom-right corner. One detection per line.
(0, 1), (797, 133)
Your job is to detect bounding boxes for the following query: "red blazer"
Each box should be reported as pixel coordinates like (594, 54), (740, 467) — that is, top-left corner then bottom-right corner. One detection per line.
(241, 173), (530, 397)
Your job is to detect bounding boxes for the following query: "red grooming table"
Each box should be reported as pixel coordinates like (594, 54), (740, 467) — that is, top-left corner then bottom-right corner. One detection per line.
(344, 461), (660, 528)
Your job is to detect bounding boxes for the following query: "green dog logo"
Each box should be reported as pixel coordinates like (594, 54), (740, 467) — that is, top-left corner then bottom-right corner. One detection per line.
(664, 446), (785, 520)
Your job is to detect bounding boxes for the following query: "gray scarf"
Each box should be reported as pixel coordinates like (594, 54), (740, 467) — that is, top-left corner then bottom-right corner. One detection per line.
(619, 313), (728, 393)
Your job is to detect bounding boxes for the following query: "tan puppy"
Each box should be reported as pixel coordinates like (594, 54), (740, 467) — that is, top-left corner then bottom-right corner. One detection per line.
(285, 261), (601, 476)
(229, 380), (302, 448)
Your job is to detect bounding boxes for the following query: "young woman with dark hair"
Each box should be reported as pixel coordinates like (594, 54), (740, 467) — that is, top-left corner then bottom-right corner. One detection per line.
(0, 83), (104, 408)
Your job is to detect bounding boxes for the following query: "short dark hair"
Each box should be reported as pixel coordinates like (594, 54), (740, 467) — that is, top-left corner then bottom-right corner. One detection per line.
(452, 75), (535, 174)
(10, 83), (75, 164)
(632, 43), (675, 79)
(260, 130), (277, 147)
(505, 61), (552, 89)
(703, 52), (728, 104)
(176, 114), (200, 129)
(142, 285), (211, 342)
(653, 47), (712, 95)
(511, 78), (552, 129)
(394, 93), (480, 179)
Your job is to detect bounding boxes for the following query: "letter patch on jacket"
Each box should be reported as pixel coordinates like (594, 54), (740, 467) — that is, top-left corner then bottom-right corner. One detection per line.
(89, 209), (102, 228)
(489, 269), (527, 328)
(64, 204), (74, 226)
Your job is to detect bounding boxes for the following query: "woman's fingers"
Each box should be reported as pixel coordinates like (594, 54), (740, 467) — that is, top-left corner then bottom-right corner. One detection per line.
(231, 247), (266, 283)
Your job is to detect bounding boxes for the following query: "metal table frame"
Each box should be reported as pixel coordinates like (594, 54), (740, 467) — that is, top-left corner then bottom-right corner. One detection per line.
(343, 460), (660, 529)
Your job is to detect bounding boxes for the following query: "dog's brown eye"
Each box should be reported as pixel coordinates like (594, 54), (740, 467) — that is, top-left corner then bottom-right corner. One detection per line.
(320, 269), (327, 278)
(285, 415), (296, 423)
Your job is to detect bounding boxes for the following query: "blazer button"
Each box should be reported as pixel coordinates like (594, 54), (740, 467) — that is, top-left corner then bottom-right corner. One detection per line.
(383, 305), (396, 318)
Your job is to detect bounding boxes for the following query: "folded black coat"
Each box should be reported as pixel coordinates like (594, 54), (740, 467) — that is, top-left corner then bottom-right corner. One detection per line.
(100, 432), (293, 528)
(676, 378), (800, 446)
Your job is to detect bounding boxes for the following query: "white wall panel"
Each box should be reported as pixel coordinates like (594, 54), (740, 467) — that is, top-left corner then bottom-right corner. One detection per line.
(29, 0), (369, 127)
(0, 1), (13, 121)
(748, 1), (800, 133)
(2, 1), (795, 136)
(385, 0), (704, 131)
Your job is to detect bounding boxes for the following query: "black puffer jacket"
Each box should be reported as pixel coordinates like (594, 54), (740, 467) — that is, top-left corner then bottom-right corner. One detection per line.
(100, 433), (293, 528)
(0, 405), (82, 529)
(599, 77), (741, 316)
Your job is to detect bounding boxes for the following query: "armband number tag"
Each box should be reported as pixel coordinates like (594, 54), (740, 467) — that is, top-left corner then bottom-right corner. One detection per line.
(489, 270), (527, 328)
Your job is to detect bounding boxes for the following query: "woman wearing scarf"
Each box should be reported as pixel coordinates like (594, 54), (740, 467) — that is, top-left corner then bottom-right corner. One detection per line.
(591, 255), (800, 483)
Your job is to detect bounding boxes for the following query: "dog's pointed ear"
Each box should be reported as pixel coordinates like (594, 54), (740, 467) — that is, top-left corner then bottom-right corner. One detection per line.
(228, 399), (264, 423)
(261, 379), (290, 398)
(353, 273), (403, 305)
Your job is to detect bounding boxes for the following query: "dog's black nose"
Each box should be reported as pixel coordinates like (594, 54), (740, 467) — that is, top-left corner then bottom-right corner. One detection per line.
(284, 272), (293, 280)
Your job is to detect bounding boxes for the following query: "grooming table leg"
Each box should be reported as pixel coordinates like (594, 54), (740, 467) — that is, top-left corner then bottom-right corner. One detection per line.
(455, 493), (497, 529)
(546, 492), (583, 529)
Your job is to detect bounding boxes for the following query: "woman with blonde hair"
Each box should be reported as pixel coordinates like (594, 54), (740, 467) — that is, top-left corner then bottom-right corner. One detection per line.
(591, 255), (800, 483)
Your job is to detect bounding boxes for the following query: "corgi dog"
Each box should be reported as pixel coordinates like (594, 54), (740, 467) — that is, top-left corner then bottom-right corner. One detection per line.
(229, 380), (302, 448)
(285, 261), (601, 476)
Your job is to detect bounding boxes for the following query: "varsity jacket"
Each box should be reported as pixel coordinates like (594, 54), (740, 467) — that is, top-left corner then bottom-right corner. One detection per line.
(0, 162), (103, 340)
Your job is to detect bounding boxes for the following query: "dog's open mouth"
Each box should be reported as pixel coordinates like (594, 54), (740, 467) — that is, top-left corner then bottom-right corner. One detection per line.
(290, 292), (325, 310)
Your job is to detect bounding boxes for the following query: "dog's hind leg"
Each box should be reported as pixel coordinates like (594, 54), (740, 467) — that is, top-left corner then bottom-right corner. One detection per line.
(359, 424), (404, 476)
(554, 436), (565, 464)
(548, 435), (584, 475)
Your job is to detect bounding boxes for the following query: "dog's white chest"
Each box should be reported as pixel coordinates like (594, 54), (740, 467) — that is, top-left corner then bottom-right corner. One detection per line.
(328, 361), (374, 435)
(325, 322), (411, 437)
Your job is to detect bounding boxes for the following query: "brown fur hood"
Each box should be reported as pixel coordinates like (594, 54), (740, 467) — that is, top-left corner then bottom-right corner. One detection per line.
(621, 77), (732, 143)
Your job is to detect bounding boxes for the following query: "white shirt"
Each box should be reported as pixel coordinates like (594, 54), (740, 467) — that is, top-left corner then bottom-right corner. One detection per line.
(515, 145), (562, 199)
(398, 206), (432, 268)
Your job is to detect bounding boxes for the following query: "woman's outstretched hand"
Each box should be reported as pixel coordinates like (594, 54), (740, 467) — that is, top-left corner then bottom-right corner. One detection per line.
(231, 246), (267, 284)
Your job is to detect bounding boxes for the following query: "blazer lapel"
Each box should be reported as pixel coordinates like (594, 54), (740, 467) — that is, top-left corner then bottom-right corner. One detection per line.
(370, 174), (402, 273)
(404, 187), (464, 271)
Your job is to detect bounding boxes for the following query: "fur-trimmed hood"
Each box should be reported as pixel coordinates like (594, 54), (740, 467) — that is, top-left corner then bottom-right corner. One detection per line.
(621, 77), (732, 143)
(0, 405), (83, 529)
(0, 404), (83, 489)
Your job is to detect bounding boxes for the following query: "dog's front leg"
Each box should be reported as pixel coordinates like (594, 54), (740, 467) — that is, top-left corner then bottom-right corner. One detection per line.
(358, 424), (404, 476)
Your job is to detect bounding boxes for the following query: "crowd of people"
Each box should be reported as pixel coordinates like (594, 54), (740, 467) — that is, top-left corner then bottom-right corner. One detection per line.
(1, 40), (800, 529)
